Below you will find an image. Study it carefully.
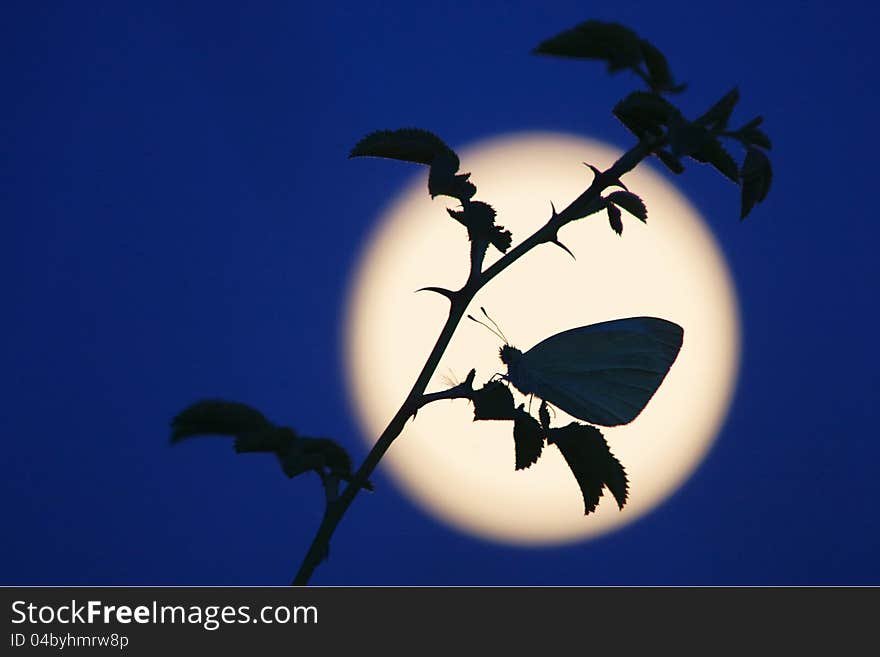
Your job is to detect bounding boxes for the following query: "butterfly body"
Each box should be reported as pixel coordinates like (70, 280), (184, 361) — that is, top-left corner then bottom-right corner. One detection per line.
(499, 316), (684, 427)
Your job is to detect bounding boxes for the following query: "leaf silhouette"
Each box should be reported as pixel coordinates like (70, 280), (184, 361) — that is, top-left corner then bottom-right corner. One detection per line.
(739, 126), (772, 150)
(691, 136), (739, 182)
(471, 381), (517, 421)
(447, 202), (512, 254)
(613, 91), (677, 139)
(667, 115), (713, 159)
(350, 128), (475, 202)
(170, 399), (273, 443)
(548, 423), (629, 515)
(733, 116), (772, 150)
(534, 20), (643, 72)
(740, 147), (772, 219)
(607, 203), (623, 235)
(654, 149), (685, 174)
(512, 410), (544, 470)
(607, 190), (647, 222)
(276, 437), (357, 482)
(539, 400), (551, 433)
(697, 87), (740, 130)
(429, 151), (477, 202)
(170, 400), (370, 489)
(349, 128), (453, 165)
(668, 115), (739, 181)
(639, 39), (685, 93)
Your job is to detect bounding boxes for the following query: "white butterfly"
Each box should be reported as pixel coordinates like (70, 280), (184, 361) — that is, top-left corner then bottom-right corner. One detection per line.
(496, 316), (684, 426)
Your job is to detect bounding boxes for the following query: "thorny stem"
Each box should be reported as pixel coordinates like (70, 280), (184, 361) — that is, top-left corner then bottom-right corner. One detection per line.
(291, 137), (658, 585)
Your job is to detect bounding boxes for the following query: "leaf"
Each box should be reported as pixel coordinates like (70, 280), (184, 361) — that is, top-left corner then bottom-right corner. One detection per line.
(725, 115), (773, 150)
(534, 20), (643, 72)
(654, 149), (685, 174)
(607, 191), (647, 222)
(697, 87), (739, 130)
(349, 128), (456, 166)
(233, 426), (295, 454)
(667, 115), (713, 159)
(548, 423), (629, 515)
(740, 147), (772, 219)
(639, 39), (685, 93)
(613, 91), (677, 139)
(428, 151), (477, 201)
(739, 116), (764, 131)
(447, 202), (511, 253)
(471, 381), (517, 421)
(350, 129), (476, 202)
(738, 126), (772, 150)
(539, 400), (551, 432)
(169, 400), (371, 489)
(170, 399), (273, 443)
(490, 225), (513, 253)
(278, 437), (350, 478)
(607, 203), (623, 236)
(691, 137), (739, 182)
(512, 411), (544, 470)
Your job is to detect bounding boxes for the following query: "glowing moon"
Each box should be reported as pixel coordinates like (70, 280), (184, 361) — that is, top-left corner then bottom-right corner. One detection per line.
(344, 132), (739, 545)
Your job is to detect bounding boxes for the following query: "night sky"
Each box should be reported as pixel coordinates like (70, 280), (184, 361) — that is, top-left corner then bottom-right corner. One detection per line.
(3, 1), (879, 585)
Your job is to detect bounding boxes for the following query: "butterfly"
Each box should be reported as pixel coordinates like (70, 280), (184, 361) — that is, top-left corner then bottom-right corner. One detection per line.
(474, 312), (684, 427)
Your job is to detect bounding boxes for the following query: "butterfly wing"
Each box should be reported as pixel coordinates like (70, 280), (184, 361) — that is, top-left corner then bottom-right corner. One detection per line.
(513, 317), (683, 426)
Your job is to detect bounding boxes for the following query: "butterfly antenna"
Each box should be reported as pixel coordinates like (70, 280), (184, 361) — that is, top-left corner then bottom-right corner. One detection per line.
(440, 367), (459, 388)
(467, 314), (506, 343)
(480, 307), (509, 345)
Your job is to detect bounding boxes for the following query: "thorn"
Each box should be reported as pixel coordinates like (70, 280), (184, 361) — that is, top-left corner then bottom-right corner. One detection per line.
(584, 162), (601, 179)
(548, 226), (575, 259)
(584, 163), (628, 191)
(551, 238), (576, 260)
(415, 286), (455, 301)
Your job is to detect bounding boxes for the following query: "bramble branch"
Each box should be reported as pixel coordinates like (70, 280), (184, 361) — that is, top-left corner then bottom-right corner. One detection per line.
(291, 137), (659, 585)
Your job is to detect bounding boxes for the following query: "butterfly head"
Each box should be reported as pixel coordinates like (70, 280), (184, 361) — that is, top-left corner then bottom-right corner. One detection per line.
(499, 344), (522, 367)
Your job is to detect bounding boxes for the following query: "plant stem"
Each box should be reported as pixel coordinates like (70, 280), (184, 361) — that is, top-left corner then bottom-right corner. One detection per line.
(292, 296), (470, 585)
(291, 137), (657, 585)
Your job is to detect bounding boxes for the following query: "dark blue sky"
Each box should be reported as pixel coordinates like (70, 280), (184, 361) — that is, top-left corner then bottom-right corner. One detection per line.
(3, 1), (878, 585)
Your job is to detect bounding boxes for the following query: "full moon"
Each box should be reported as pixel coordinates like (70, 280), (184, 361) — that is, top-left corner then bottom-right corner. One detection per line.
(344, 132), (739, 545)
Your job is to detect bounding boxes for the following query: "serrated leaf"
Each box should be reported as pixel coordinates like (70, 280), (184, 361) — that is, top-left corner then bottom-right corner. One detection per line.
(639, 39), (684, 93)
(349, 128), (456, 167)
(447, 202), (511, 253)
(613, 91), (678, 139)
(170, 399), (273, 443)
(539, 400), (551, 432)
(654, 149), (685, 174)
(472, 381), (517, 421)
(740, 147), (772, 219)
(608, 190), (647, 222)
(739, 127), (772, 150)
(697, 87), (740, 130)
(234, 426), (295, 454)
(278, 437), (351, 479)
(489, 225), (513, 253)
(513, 411), (544, 470)
(691, 137), (739, 182)
(351, 129), (476, 202)
(428, 150), (476, 201)
(534, 20), (643, 72)
(615, 111), (655, 140)
(739, 116), (764, 131)
(548, 423), (628, 515)
(169, 400), (371, 489)
(607, 203), (623, 235)
(667, 115), (713, 159)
